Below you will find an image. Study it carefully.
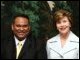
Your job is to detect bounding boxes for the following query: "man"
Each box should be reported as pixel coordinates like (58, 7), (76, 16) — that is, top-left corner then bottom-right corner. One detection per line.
(1, 14), (47, 59)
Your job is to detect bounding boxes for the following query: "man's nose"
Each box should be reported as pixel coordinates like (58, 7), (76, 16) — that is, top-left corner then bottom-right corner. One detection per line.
(20, 27), (24, 30)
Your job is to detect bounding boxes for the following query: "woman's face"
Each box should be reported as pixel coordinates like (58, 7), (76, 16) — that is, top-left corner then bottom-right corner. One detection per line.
(56, 16), (71, 35)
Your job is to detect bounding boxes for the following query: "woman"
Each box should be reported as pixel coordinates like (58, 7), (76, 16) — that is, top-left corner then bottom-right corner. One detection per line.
(46, 9), (79, 59)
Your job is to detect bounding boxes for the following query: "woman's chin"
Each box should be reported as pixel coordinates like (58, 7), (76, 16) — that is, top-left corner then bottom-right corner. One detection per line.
(59, 30), (68, 35)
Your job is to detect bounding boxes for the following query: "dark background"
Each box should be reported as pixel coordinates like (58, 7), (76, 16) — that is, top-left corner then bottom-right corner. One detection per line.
(1, 1), (79, 41)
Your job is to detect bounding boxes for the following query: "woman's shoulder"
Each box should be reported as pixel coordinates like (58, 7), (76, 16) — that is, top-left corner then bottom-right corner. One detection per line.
(47, 34), (59, 43)
(70, 31), (79, 43)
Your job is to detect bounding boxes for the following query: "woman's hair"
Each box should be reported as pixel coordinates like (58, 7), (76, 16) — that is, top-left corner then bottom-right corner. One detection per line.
(53, 9), (73, 27)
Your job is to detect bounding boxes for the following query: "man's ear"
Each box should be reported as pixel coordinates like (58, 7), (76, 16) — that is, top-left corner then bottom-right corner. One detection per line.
(11, 24), (13, 31)
(29, 26), (31, 31)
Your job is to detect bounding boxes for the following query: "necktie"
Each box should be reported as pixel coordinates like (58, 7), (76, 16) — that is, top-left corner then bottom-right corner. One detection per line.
(16, 42), (22, 59)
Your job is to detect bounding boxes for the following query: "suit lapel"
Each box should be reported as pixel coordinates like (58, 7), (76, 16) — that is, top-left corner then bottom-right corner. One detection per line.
(7, 37), (16, 59)
(62, 31), (78, 54)
(18, 38), (31, 59)
(49, 34), (62, 55)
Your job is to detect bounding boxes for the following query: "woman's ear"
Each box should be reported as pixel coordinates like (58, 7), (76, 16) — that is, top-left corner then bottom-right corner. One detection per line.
(70, 23), (71, 28)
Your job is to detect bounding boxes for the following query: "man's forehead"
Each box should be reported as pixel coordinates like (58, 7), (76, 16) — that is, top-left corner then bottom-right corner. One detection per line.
(14, 17), (28, 22)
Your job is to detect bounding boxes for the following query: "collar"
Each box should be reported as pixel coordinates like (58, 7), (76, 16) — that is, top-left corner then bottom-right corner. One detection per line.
(14, 36), (26, 47)
(49, 31), (79, 43)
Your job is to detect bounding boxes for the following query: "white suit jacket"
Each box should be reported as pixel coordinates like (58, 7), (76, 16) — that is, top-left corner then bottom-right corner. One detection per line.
(46, 31), (79, 59)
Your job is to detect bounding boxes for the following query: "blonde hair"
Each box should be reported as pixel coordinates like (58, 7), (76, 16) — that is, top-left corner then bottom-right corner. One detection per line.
(53, 9), (73, 26)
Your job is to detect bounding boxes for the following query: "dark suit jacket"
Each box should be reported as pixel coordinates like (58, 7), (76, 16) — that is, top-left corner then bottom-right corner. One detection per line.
(1, 33), (47, 59)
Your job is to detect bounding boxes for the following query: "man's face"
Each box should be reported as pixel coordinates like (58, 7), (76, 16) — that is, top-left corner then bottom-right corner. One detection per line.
(12, 17), (30, 40)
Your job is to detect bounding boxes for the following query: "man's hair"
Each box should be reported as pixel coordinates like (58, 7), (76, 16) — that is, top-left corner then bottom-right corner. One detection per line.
(12, 14), (30, 24)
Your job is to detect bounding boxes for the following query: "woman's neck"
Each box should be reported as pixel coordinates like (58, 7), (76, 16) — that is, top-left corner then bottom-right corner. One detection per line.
(60, 31), (70, 48)
(60, 31), (70, 41)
